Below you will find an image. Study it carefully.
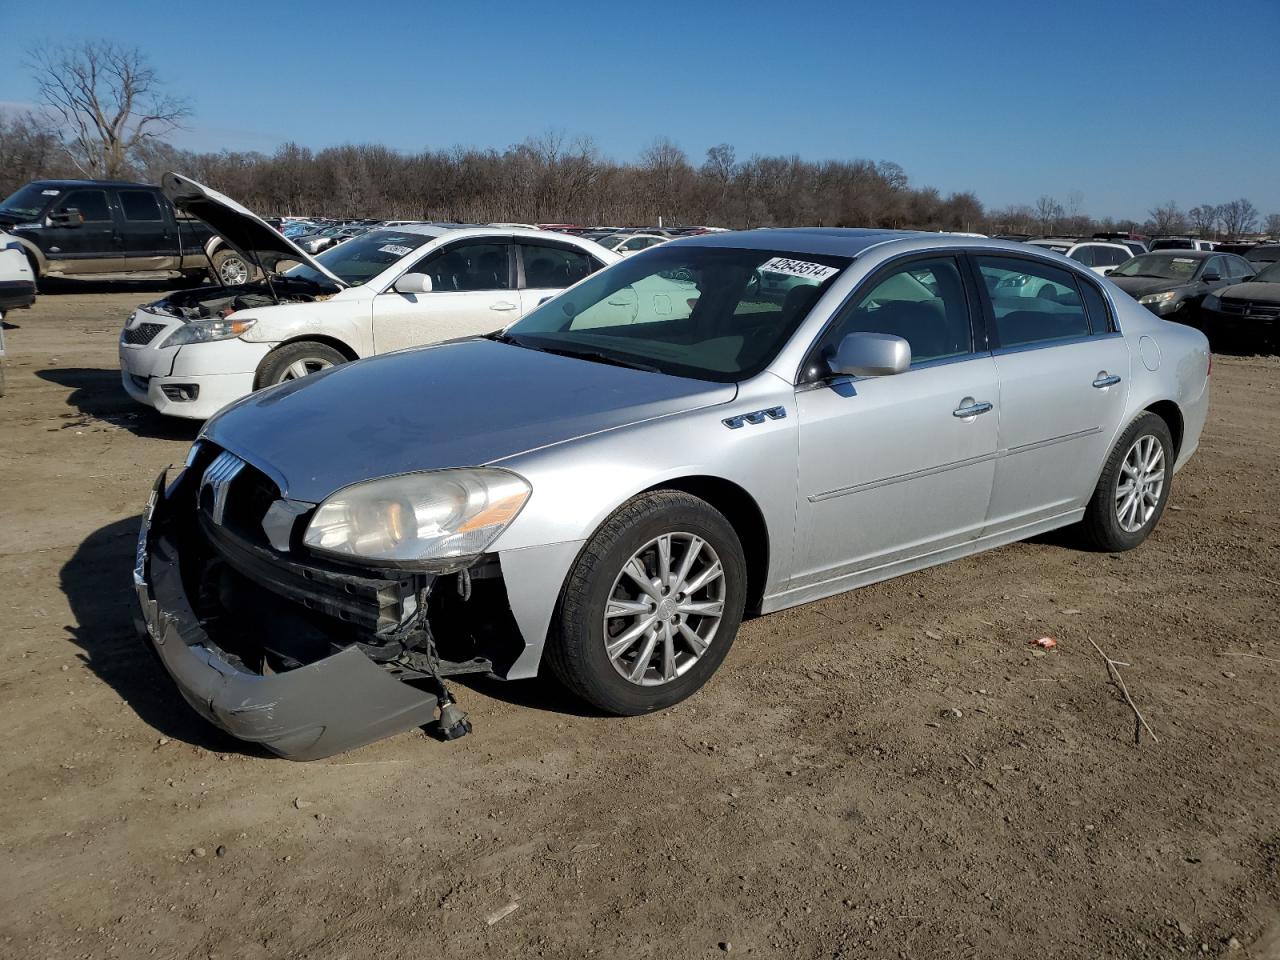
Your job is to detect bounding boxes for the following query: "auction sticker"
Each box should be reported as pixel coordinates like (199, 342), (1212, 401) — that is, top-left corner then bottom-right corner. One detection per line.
(379, 244), (414, 257)
(1173, 257), (1196, 263)
(759, 257), (838, 281)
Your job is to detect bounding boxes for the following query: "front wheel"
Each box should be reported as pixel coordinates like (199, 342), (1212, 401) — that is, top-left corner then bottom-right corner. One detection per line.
(1080, 412), (1174, 551)
(546, 490), (747, 715)
(254, 341), (347, 389)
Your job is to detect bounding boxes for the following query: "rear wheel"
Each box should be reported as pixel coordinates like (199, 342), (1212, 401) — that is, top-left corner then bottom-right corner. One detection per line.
(1080, 412), (1174, 551)
(210, 248), (255, 286)
(254, 341), (347, 389)
(546, 490), (747, 715)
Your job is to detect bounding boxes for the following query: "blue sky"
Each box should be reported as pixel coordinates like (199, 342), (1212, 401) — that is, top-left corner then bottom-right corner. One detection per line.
(2, 0), (1277, 221)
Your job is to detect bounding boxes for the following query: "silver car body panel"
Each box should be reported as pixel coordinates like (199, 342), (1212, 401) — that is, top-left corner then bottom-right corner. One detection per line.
(178, 228), (1208, 717)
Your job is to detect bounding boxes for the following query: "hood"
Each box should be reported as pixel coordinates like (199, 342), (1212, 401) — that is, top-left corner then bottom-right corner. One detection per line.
(204, 338), (737, 503)
(1215, 280), (1280, 302)
(161, 172), (347, 288)
(1110, 276), (1189, 298)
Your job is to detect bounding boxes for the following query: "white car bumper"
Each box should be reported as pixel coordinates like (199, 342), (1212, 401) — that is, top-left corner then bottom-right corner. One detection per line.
(119, 307), (271, 420)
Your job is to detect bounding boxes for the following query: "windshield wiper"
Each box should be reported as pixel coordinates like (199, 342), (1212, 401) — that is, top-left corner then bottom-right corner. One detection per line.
(485, 333), (661, 372)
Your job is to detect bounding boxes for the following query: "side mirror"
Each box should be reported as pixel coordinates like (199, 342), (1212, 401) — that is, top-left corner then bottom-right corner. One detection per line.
(1201, 271), (1221, 283)
(393, 273), (433, 294)
(48, 209), (83, 227)
(825, 331), (911, 378)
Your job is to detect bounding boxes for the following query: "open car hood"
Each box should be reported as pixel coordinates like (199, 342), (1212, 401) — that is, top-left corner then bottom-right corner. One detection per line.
(161, 172), (347, 288)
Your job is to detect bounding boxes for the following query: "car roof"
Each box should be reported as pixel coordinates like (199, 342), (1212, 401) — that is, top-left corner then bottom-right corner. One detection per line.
(1140, 249), (1215, 259)
(672, 227), (921, 257)
(31, 178), (152, 189)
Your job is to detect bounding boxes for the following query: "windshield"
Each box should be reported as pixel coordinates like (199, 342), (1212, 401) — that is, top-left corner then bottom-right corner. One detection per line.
(1252, 261), (1280, 283)
(284, 229), (437, 286)
(501, 246), (850, 382)
(594, 234), (625, 250)
(1111, 254), (1200, 282)
(0, 184), (59, 220)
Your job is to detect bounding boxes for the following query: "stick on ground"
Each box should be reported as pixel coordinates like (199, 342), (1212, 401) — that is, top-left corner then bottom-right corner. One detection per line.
(1088, 637), (1159, 745)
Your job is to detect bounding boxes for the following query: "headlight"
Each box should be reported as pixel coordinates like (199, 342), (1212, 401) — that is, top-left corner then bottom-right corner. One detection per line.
(303, 468), (531, 567)
(1138, 291), (1177, 306)
(163, 317), (257, 346)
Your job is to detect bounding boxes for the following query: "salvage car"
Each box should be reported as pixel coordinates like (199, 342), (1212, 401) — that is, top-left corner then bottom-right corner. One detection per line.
(134, 229), (1211, 759)
(1200, 259), (1280, 350)
(1109, 250), (1254, 323)
(119, 174), (618, 419)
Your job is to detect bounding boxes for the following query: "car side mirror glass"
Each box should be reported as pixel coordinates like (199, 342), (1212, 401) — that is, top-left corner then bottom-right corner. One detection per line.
(393, 273), (433, 294)
(825, 331), (911, 378)
(1201, 272), (1220, 283)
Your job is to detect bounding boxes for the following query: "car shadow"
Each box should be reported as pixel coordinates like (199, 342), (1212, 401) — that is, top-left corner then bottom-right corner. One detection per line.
(453, 673), (608, 719)
(36, 367), (201, 441)
(37, 277), (178, 296)
(59, 514), (265, 755)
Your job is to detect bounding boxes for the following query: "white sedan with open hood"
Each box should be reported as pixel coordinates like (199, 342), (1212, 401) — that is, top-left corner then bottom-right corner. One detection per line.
(119, 174), (618, 419)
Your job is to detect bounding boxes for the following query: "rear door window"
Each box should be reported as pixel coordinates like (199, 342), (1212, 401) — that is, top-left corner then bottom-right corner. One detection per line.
(118, 190), (164, 222)
(1070, 246), (1097, 267)
(518, 242), (600, 288)
(975, 256), (1091, 348)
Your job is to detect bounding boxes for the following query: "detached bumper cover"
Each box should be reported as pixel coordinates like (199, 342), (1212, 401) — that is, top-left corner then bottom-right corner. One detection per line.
(134, 471), (439, 760)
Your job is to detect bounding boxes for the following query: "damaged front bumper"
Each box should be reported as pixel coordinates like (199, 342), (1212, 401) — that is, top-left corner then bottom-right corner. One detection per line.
(134, 471), (441, 760)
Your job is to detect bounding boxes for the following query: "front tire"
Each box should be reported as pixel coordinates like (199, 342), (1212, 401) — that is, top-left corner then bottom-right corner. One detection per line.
(1080, 412), (1174, 551)
(546, 490), (747, 715)
(254, 341), (347, 389)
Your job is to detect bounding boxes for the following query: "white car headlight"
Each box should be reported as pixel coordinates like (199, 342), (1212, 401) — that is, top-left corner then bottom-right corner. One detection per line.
(163, 316), (257, 346)
(1138, 291), (1177, 305)
(303, 468), (531, 567)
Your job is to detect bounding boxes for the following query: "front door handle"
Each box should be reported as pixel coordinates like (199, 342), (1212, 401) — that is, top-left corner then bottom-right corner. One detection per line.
(1093, 373), (1122, 388)
(953, 399), (994, 418)
(490, 301), (518, 312)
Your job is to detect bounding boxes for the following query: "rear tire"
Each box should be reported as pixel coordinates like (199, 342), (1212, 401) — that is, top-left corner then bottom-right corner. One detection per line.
(254, 341), (347, 389)
(546, 490), (747, 715)
(1080, 412), (1174, 551)
(210, 248), (256, 286)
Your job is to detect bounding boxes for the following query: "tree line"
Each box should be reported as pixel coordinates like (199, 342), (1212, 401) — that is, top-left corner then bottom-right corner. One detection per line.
(2, 41), (1276, 240)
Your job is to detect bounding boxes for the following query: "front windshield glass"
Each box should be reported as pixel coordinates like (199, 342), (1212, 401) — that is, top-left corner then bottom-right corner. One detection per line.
(1111, 254), (1200, 281)
(284, 229), (437, 286)
(0, 184), (59, 219)
(1252, 261), (1280, 283)
(502, 246), (851, 382)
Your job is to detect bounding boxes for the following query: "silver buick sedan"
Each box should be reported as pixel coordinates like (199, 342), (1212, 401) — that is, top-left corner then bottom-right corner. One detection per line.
(134, 228), (1211, 759)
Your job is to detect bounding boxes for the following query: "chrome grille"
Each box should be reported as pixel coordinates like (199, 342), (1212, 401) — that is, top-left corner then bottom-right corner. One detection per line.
(199, 451), (246, 526)
(122, 322), (167, 345)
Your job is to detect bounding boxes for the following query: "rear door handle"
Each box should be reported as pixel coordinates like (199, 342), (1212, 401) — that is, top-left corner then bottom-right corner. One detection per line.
(490, 302), (518, 312)
(1093, 373), (1122, 388)
(953, 399), (994, 418)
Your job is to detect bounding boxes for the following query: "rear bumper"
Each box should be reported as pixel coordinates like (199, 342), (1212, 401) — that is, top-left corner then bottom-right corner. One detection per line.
(134, 471), (439, 760)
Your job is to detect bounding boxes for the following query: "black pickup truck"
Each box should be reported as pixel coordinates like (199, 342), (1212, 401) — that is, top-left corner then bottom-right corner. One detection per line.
(0, 179), (254, 285)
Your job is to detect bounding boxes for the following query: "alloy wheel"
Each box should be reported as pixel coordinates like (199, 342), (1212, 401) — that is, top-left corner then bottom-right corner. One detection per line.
(274, 357), (334, 383)
(219, 256), (250, 285)
(603, 532), (725, 686)
(1115, 434), (1165, 533)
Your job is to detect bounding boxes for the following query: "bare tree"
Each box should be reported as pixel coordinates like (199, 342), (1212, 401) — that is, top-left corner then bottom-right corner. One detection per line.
(1187, 204), (1219, 239)
(1146, 201), (1186, 236)
(1035, 195), (1064, 233)
(27, 40), (191, 178)
(1265, 213), (1280, 240)
(1218, 198), (1259, 239)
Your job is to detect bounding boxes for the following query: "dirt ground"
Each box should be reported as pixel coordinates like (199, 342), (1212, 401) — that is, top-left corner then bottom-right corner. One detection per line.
(1, 285), (1277, 960)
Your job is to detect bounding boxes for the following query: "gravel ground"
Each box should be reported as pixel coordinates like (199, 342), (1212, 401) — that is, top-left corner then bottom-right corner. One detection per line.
(1, 287), (1278, 960)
